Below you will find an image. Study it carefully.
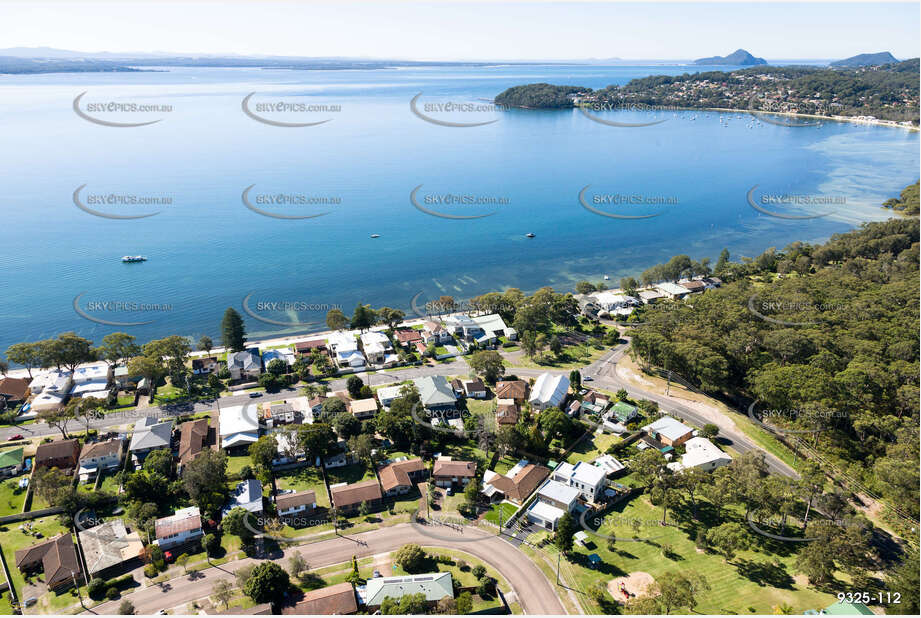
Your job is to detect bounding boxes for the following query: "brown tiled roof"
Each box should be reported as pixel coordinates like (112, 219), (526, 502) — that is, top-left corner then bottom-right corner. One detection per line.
(414, 342), (427, 354)
(192, 357), (219, 371)
(35, 439), (80, 466)
(495, 381), (529, 400)
(155, 513), (202, 538)
(395, 329), (422, 344)
(308, 395), (326, 409)
(178, 419), (210, 465)
(0, 377), (29, 400)
(433, 459), (476, 478)
(79, 438), (121, 461)
(217, 602), (273, 615)
(496, 400), (519, 425)
(680, 280), (706, 292)
(15, 533), (81, 586)
(423, 320), (446, 334)
(488, 464), (549, 503)
(295, 339), (327, 352)
(450, 378), (464, 391)
(330, 479), (382, 509)
(276, 490), (317, 511)
(282, 582), (357, 615)
(378, 459), (424, 492)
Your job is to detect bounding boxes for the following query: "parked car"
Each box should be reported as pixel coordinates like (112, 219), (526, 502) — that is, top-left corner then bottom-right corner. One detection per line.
(248, 392), (261, 398)
(7, 434), (23, 441)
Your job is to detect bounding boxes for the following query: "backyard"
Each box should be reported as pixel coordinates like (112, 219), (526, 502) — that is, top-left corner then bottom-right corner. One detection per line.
(274, 467), (330, 508)
(0, 477), (27, 517)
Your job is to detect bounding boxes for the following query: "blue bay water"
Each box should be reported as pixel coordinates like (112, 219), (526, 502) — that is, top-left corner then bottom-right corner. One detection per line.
(0, 64), (918, 348)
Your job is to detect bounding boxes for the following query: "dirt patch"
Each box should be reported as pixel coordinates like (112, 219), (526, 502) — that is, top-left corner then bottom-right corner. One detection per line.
(608, 571), (654, 601)
(793, 574), (810, 588)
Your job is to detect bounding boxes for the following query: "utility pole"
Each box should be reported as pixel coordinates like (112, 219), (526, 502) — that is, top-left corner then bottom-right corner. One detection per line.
(556, 552), (561, 586)
(72, 571), (85, 609)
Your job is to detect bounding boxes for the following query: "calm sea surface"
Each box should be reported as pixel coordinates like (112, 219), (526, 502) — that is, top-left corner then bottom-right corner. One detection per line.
(0, 64), (918, 348)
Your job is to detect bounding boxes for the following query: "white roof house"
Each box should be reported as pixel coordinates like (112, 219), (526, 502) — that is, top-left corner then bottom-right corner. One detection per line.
(261, 348), (295, 367)
(471, 313), (517, 340)
(642, 415), (694, 444)
(667, 437), (732, 472)
(71, 380), (110, 398)
(593, 291), (639, 312)
(537, 479), (581, 507)
(360, 331), (392, 352)
(71, 364), (110, 384)
(328, 331), (366, 368)
(30, 391), (67, 412)
(361, 572), (454, 607)
(27, 370), (73, 395)
(594, 454), (626, 474)
(552, 460), (607, 502)
(527, 499), (567, 531)
(654, 282), (690, 299)
(528, 373), (570, 411)
(375, 384), (409, 410)
(222, 478), (264, 516)
(638, 288), (667, 304)
(219, 405), (260, 448)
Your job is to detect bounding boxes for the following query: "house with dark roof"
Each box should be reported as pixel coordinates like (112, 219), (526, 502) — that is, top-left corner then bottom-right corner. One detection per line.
(432, 459), (476, 488)
(495, 380), (529, 404)
(276, 490), (317, 519)
(482, 462), (550, 505)
(295, 339), (328, 356)
(227, 349), (262, 381)
(78, 438), (123, 481)
(282, 582), (358, 615)
(377, 459), (426, 496)
(452, 378), (486, 399)
(155, 506), (203, 549)
(192, 357), (220, 375)
(15, 533), (82, 591)
(330, 479), (383, 513)
(222, 478), (264, 517)
(0, 377), (29, 406)
(679, 279), (707, 294)
(35, 439), (81, 471)
(496, 399), (519, 425)
(178, 418), (212, 470)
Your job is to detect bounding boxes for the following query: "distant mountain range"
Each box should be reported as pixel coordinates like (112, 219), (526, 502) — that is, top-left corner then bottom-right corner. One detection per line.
(694, 49), (767, 66)
(831, 51), (899, 67)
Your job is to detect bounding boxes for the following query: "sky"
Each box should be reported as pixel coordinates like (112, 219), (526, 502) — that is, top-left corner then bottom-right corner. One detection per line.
(0, 1), (917, 61)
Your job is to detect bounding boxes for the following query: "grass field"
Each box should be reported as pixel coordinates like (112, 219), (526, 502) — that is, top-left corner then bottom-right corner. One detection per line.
(483, 501), (518, 526)
(274, 467), (330, 508)
(0, 516), (70, 604)
(225, 454), (251, 476)
(506, 341), (607, 371)
(325, 462), (375, 486)
(0, 478), (27, 517)
(570, 492), (838, 614)
(492, 455), (520, 476)
(566, 431), (619, 464)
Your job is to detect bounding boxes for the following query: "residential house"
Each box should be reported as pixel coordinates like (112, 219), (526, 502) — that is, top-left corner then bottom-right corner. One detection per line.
(222, 478), (264, 517)
(360, 331), (397, 367)
(528, 373), (570, 412)
(14, 533), (82, 591)
(375, 384), (407, 410)
(608, 401), (639, 424)
(471, 313), (517, 341)
(227, 349), (262, 381)
(178, 418), (212, 470)
(461, 378), (487, 399)
(71, 364), (110, 385)
(276, 490), (317, 519)
(30, 390), (66, 413)
(394, 329), (423, 350)
(78, 438), (123, 482)
(262, 348), (296, 371)
(264, 401), (296, 426)
(593, 454), (626, 475)
(323, 440), (355, 469)
(219, 405), (260, 450)
(592, 291), (639, 314)
(0, 377), (29, 407)
(495, 399), (519, 425)
(273, 429), (304, 466)
(642, 415), (694, 447)
(567, 400), (581, 417)
(362, 572), (454, 609)
(24, 370), (72, 396)
(378, 458), (426, 496)
(295, 339), (328, 356)
(702, 276), (722, 288)
(431, 459), (476, 488)
(349, 398), (378, 420)
(0, 447), (23, 477)
(78, 519), (144, 577)
(552, 461), (607, 503)
(667, 437), (732, 473)
(282, 582), (358, 615)
(495, 380), (529, 405)
(191, 357), (220, 375)
(413, 376), (458, 416)
(154, 506), (204, 549)
(327, 332), (366, 369)
(679, 279), (707, 294)
(112, 366), (139, 390)
(654, 282), (691, 300)
(71, 379), (111, 400)
(35, 439), (81, 471)
(638, 289), (667, 304)
(128, 417), (173, 461)
(481, 461), (549, 505)
(421, 320), (451, 344)
(330, 479), (383, 513)
(526, 480), (581, 531)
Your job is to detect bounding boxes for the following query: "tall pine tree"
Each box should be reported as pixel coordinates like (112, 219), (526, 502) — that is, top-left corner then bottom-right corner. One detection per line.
(221, 307), (246, 352)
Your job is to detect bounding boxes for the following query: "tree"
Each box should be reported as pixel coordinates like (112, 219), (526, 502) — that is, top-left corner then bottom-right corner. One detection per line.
(519, 331), (538, 359)
(538, 407), (571, 444)
(202, 533), (221, 557)
(569, 369), (582, 392)
(70, 397), (105, 436)
(616, 388), (629, 401)
(377, 307), (405, 330)
(127, 501), (159, 543)
(249, 435), (279, 478)
(321, 397), (347, 420)
(143, 448), (176, 479)
(287, 551), (308, 579)
(555, 512), (578, 554)
(182, 449), (228, 518)
(575, 281), (596, 295)
(394, 543), (427, 573)
(0, 357), (7, 377)
(348, 434), (375, 466)
(471, 564), (487, 579)
(297, 423), (337, 463)
(197, 335), (214, 358)
(221, 307), (247, 352)
(243, 562), (290, 603)
(143, 335), (192, 379)
(118, 600), (135, 615)
(620, 277), (639, 297)
(266, 358), (287, 376)
(37, 406), (73, 439)
(326, 308), (348, 331)
(700, 423), (719, 439)
(333, 411), (361, 440)
(456, 592), (473, 614)
(437, 596), (457, 614)
(350, 304), (377, 331)
(176, 553), (190, 574)
(467, 350), (505, 383)
(4, 342), (44, 379)
(49, 332), (95, 373)
(223, 506), (256, 542)
(32, 467), (75, 511)
(705, 522), (746, 563)
(646, 571), (710, 614)
(212, 579), (233, 610)
(96, 332), (140, 368)
(549, 335), (563, 357)
(346, 375), (364, 398)
(128, 354), (165, 393)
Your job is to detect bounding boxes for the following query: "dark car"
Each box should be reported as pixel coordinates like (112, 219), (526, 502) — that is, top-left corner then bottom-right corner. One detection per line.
(248, 392), (261, 398)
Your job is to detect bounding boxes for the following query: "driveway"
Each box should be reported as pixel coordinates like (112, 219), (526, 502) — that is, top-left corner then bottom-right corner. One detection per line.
(86, 522), (566, 615)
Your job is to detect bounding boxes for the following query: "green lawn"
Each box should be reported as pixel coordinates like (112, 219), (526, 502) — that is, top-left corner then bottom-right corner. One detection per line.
(0, 516), (69, 602)
(439, 443), (488, 464)
(226, 454), (251, 476)
(566, 432), (619, 464)
(506, 341), (607, 370)
(274, 467), (330, 508)
(483, 502), (518, 526)
(325, 463), (375, 486)
(0, 477), (27, 517)
(492, 455), (520, 476)
(572, 492), (838, 614)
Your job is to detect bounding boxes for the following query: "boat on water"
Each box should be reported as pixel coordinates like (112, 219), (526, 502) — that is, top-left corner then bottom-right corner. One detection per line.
(526, 233), (535, 238)
(370, 234), (380, 238)
(121, 255), (147, 263)
(603, 275), (610, 280)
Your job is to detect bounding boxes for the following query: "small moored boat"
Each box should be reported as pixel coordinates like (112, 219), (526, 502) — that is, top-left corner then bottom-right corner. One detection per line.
(121, 255), (147, 263)
(525, 233), (535, 238)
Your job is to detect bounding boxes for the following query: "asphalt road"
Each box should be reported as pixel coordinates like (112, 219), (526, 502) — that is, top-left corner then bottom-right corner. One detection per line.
(86, 522), (565, 615)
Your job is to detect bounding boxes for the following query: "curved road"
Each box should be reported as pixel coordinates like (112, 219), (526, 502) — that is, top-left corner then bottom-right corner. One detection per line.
(87, 522), (565, 615)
